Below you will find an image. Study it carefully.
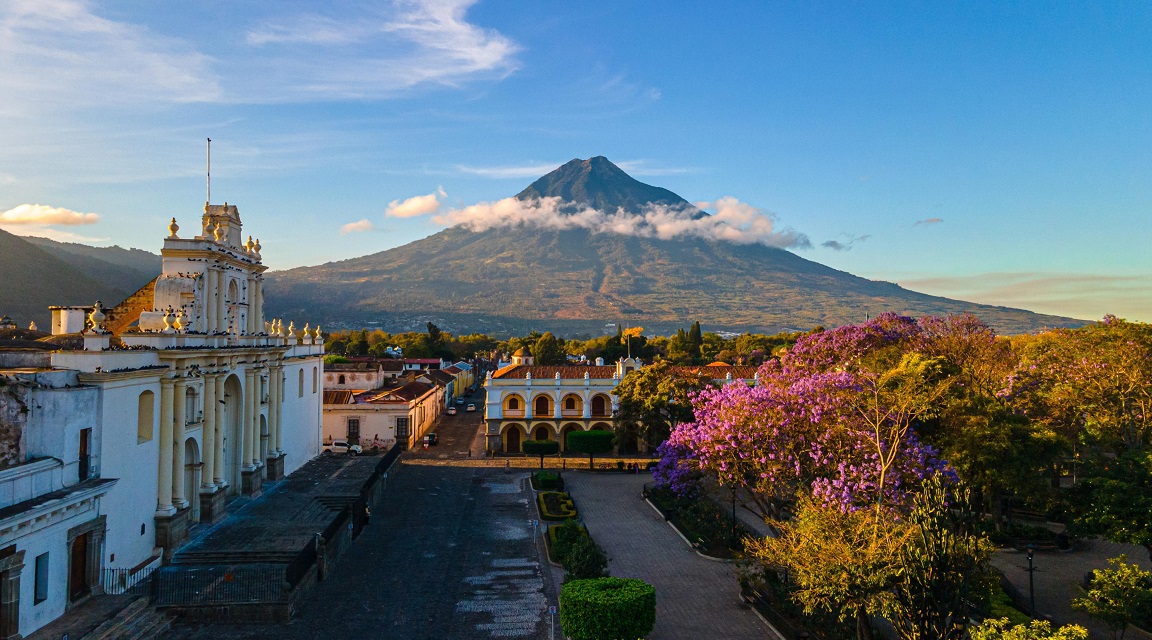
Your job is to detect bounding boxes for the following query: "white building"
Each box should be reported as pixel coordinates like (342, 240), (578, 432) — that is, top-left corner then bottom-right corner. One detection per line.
(0, 201), (323, 638)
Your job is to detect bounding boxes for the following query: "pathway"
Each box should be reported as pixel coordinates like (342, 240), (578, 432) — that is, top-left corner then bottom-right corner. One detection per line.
(564, 472), (778, 640)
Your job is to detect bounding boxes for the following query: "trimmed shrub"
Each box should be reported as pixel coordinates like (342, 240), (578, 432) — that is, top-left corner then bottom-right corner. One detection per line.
(538, 491), (577, 520)
(533, 470), (563, 491)
(560, 577), (656, 640)
(566, 430), (615, 470)
(523, 439), (560, 469)
(563, 535), (609, 582)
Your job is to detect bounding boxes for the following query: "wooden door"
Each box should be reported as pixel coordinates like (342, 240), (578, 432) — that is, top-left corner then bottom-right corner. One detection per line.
(506, 428), (521, 453)
(69, 534), (88, 601)
(78, 428), (91, 481)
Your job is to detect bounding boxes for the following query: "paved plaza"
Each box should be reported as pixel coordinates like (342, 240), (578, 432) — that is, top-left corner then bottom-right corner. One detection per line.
(563, 472), (777, 640)
(169, 462), (559, 640)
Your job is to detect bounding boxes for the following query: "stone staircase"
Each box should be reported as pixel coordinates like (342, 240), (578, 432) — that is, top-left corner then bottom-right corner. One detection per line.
(81, 597), (171, 640)
(104, 276), (159, 335)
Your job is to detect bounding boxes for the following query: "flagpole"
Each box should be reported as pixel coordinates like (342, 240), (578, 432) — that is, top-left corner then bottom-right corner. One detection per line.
(206, 137), (211, 204)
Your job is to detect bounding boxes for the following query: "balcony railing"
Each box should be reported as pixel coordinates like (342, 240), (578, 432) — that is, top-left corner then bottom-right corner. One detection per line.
(561, 410), (583, 417)
(503, 410), (525, 418)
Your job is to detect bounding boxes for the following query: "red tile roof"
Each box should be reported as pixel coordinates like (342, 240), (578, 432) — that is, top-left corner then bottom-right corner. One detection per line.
(491, 365), (618, 380)
(367, 381), (435, 403)
(323, 390), (354, 405)
(668, 365), (758, 380)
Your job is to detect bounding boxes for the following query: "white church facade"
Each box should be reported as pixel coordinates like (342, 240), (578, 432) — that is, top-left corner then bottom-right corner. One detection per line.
(0, 202), (323, 638)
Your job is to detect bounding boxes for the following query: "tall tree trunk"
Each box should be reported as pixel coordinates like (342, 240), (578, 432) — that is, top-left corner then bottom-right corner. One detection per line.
(856, 611), (875, 640)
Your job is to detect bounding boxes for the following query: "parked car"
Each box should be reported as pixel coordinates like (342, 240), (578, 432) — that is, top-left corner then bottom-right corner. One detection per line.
(447, 406), (457, 415)
(322, 439), (363, 455)
(456, 398), (465, 406)
(423, 433), (439, 446)
(466, 403), (476, 412)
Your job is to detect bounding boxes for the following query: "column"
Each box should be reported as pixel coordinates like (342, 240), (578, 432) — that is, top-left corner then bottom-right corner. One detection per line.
(583, 393), (591, 419)
(241, 368), (254, 470)
(254, 279), (264, 333)
(205, 269), (217, 332)
(216, 271), (227, 334)
(554, 392), (562, 420)
(246, 275), (256, 335)
(201, 373), (216, 489)
(213, 374), (226, 485)
(269, 365), (281, 454)
(251, 369), (262, 465)
(172, 376), (187, 509)
(157, 378), (175, 513)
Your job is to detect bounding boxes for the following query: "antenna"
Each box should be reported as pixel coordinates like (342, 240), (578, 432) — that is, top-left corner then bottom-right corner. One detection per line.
(206, 137), (212, 204)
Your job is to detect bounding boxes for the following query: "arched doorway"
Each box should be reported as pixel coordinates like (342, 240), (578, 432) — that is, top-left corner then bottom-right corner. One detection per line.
(184, 438), (201, 522)
(534, 395), (551, 417)
(560, 423), (582, 452)
(504, 425), (523, 453)
(591, 395), (609, 417)
(222, 374), (243, 494)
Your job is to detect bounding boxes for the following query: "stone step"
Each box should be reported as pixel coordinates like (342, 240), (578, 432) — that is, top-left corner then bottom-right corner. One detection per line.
(170, 551), (298, 565)
(124, 612), (171, 640)
(81, 597), (152, 640)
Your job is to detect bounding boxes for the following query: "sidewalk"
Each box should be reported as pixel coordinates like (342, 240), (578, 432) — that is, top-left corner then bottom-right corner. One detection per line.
(993, 539), (1152, 639)
(564, 472), (778, 640)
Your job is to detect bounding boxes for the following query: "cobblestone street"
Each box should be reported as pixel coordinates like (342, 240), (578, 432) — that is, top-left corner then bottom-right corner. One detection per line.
(169, 461), (559, 640)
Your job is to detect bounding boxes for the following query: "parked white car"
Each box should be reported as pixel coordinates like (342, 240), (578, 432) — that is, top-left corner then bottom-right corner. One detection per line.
(466, 403), (476, 412)
(323, 439), (363, 455)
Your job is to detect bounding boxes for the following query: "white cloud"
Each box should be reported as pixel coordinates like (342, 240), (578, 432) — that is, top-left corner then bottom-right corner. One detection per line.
(340, 219), (376, 234)
(386, 187), (446, 218)
(457, 163), (565, 179)
(241, 0), (521, 101)
(0, 204), (100, 226)
(0, 0), (221, 113)
(433, 196), (811, 249)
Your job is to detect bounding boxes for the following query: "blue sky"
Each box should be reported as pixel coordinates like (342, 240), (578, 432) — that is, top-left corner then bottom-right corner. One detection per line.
(1, 1), (1149, 322)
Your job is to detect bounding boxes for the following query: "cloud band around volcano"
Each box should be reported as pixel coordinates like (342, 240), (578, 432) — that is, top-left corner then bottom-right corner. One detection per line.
(432, 195), (811, 249)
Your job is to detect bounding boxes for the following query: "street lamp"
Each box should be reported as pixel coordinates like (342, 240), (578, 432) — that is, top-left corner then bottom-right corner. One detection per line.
(1026, 544), (1036, 615)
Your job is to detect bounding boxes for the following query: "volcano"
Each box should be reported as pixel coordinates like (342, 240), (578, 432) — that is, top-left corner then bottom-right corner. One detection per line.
(262, 157), (1081, 335)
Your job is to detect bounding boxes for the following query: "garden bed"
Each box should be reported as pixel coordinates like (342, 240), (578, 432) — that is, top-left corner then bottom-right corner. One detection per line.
(643, 485), (752, 559)
(530, 470), (564, 491)
(538, 491), (578, 520)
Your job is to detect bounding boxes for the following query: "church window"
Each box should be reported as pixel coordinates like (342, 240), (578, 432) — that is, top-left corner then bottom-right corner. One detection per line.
(565, 397), (576, 411)
(535, 396), (549, 416)
(508, 397), (519, 411)
(298, 370), (304, 398)
(313, 367), (318, 393)
(137, 390), (155, 443)
(338, 375), (346, 385)
(34, 553), (49, 604)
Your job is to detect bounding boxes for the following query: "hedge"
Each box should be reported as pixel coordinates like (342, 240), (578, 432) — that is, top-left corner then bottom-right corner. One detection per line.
(560, 577), (656, 640)
(538, 491), (577, 520)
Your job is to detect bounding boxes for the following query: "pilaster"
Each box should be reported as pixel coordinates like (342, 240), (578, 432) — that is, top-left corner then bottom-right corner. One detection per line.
(172, 376), (188, 509)
(156, 377), (175, 515)
(212, 374), (226, 486)
(201, 373), (217, 490)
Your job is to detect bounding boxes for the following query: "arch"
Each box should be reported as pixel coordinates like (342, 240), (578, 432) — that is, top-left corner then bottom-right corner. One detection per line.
(560, 423), (583, 452)
(137, 390), (155, 443)
(590, 422), (612, 431)
(338, 374), (346, 385)
(502, 394), (525, 416)
(223, 374), (243, 494)
(185, 386), (198, 425)
(590, 394), (610, 417)
(533, 394), (552, 417)
(502, 423), (525, 453)
(184, 438), (201, 521)
(561, 393), (583, 416)
(533, 425), (552, 442)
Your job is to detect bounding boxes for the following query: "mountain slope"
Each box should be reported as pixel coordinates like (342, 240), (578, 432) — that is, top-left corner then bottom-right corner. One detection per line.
(0, 229), (134, 328)
(263, 158), (1081, 335)
(23, 236), (160, 292)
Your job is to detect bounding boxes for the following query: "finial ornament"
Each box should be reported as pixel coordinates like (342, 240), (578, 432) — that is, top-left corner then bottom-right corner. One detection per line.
(28, 321), (37, 331)
(212, 222), (222, 242)
(168, 217), (180, 238)
(314, 325), (322, 339)
(254, 238), (262, 254)
(174, 308), (185, 333)
(88, 301), (107, 334)
(245, 236), (254, 252)
(287, 321), (296, 335)
(162, 307), (174, 333)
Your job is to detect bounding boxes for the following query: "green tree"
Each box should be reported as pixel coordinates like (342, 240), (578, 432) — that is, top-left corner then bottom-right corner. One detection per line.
(325, 338), (347, 355)
(665, 328), (696, 364)
(888, 477), (994, 640)
(613, 360), (709, 451)
(561, 535), (609, 582)
(523, 439), (559, 470)
(970, 619), (1089, 640)
(687, 321), (704, 363)
(560, 578), (655, 640)
(1071, 555), (1152, 640)
(1067, 449), (1152, 562)
(566, 430), (614, 470)
(531, 331), (567, 365)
